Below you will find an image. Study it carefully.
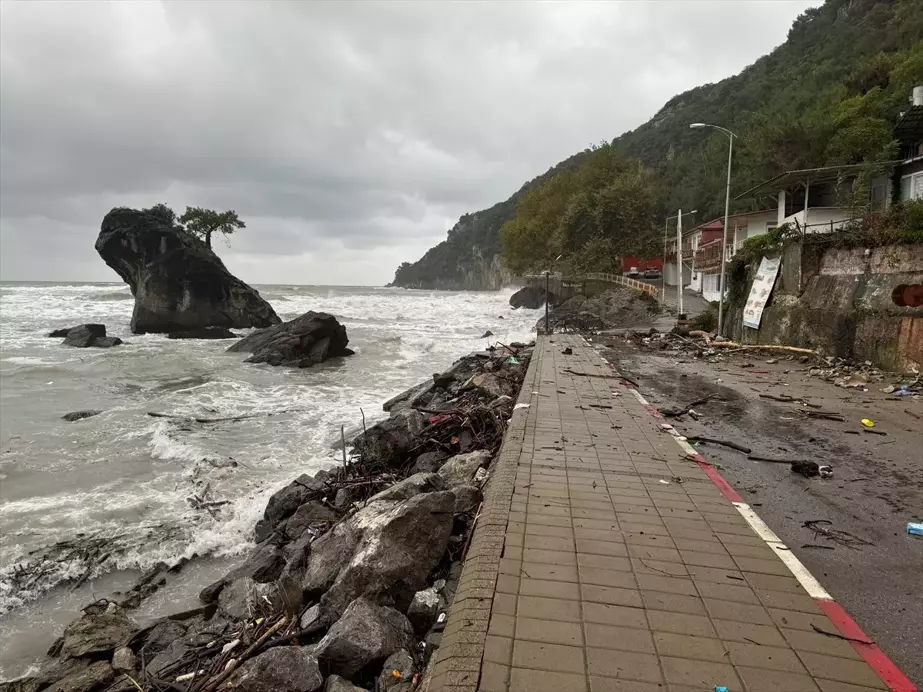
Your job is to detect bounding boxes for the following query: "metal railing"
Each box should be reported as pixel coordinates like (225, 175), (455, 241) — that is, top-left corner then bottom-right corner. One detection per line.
(524, 272), (661, 300)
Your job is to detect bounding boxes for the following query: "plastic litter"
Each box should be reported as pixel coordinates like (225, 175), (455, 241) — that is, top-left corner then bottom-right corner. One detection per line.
(893, 385), (914, 397)
(908, 522), (923, 537)
(715, 687), (729, 692)
(514, 403), (530, 410)
(861, 418), (875, 428)
(505, 356), (521, 364)
(818, 465), (834, 479)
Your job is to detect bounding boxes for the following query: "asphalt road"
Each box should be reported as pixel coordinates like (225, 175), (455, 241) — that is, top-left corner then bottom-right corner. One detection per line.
(594, 336), (923, 686)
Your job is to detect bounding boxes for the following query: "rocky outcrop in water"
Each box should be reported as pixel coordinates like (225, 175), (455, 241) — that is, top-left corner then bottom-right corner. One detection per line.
(95, 206), (280, 334)
(50, 324), (123, 348)
(166, 327), (239, 339)
(227, 311), (354, 367)
(509, 285), (551, 309)
(10, 343), (534, 692)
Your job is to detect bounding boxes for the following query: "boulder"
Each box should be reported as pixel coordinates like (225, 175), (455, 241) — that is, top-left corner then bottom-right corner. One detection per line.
(59, 602), (138, 658)
(95, 206), (280, 334)
(48, 324), (105, 339)
(167, 327), (239, 339)
(438, 450), (491, 488)
(366, 472), (445, 503)
(43, 661), (114, 692)
(111, 646), (136, 673)
(451, 485), (483, 515)
(231, 647), (323, 692)
(199, 541), (283, 605)
(263, 474), (325, 529)
(61, 410), (102, 422)
(302, 522), (361, 596)
(283, 501), (338, 540)
(377, 649), (414, 690)
(314, 598), (416, 678)
(468, 372), (512, 399)
(479, 330), (494, 339)
(406, 587), (440, 636)
(509, 286), (550, 309)
(227, 311), (353, 367)
(3, 658), (91, 692)
(183, 611), (230, 646)
(351, 408), (425, 469)
(325, 675), (369, 692)
(146, 640), (189, 677)
(382, 380), (434, 413)
(320, 492), (455, 617)
(217, 577), (280, 620)
(59, 325), (122, 348)
(300, 603), (324, 630)
(140, 619), (187, 656)
(411, 450), (449, 474)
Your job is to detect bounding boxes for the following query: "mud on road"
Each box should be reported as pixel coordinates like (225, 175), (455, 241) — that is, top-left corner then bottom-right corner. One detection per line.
(592, 334), (923, 686)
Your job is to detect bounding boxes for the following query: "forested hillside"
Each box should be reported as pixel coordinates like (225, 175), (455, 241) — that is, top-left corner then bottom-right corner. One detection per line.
(392, 0), (923, 288)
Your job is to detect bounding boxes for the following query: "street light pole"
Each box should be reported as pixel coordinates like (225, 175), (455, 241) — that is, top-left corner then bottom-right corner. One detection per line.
(690, 123), (736, 335)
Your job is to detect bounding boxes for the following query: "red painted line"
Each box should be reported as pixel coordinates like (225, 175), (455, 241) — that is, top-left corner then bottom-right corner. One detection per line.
(692, 457), (743, 503)
(817, 600), (918, 692)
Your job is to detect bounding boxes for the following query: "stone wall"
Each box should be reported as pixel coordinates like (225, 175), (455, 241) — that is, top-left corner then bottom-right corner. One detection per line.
(727, 243), (923, 371)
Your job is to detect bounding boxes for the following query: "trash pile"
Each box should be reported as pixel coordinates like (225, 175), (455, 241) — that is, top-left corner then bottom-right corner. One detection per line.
(11, 344), (534, 692)
(808, 358), (921, 395)
(539, 287), (661, 333)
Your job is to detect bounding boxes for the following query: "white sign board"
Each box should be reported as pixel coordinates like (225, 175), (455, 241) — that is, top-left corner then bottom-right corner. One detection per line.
(742, 256), (781, 329)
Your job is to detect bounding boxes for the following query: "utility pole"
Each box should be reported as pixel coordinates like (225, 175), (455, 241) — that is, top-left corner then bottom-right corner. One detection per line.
(676, 208), (683, 318)
(544, 270), (550, 333)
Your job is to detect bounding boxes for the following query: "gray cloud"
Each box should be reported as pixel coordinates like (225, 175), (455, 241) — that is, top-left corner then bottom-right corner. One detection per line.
(0, 0), (819, 284)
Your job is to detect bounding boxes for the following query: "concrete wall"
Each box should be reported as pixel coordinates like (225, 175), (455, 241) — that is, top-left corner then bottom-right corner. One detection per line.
(727, 243), (923, 371)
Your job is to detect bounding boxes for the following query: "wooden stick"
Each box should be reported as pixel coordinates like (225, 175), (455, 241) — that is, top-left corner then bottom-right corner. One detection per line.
(201, 617), (288, 692)
(708, 342), (815, 354)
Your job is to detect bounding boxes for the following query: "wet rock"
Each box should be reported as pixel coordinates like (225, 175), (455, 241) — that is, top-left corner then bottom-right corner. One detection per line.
(377, 649), (414, 690)
(141, 619), (187, 656)
(264, 474), (325, 529)
(300, 603), (324, 630)
(325, 675), (369, 692)
(479, 330), (494, 339)
(217, 577), (279, 620)
(111, 646), (136, 673)
(231, 647), (323, 692)
(44, 661), (114, 692)
(61, 410), (102, 422)
(60, 325), (122, 348)
(352, 408), (425, 469)
(321, 492), (455, 617)
(60, 602), (138, 658)
(227, 311), (353, 367)
(468, 372), (511, 399)
(253, 518), (274, 544)
(48, 324), (106, 339)
(199, 578), (229, 604)
(451, 484), (483, 515)
(438, 450), (491, 488)
(314, 598), (415, 678)
(334, 488), (353, 510)
(302, 519), (359, 594)
(382, 380), (435, 413)
(95, 206), (279, 334)
(240, 542), (285, 583)
(167, 327), (239, 339)
(366, 472), (445, 503)
(3, 659), (89, 692)
(509, 286), (549, 310)
(183, 612), (230, 647)
(406, 587), (440, 635)
(411, 450), (449, 474)
(147, 640), (189, 677)
(283, 501), (338, 540)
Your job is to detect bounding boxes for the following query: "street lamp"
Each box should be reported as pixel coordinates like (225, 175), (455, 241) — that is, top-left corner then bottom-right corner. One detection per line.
(690, 122), (736, 334)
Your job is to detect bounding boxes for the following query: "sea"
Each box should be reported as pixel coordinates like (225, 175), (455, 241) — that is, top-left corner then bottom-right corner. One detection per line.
(0, 282), (538, 679)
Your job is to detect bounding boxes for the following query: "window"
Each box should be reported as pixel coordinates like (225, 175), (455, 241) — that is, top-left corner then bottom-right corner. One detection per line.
(902, 173), (923, 201)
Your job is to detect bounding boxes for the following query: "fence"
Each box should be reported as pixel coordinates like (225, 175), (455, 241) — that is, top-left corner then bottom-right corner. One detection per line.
(523, 272), (660, 301)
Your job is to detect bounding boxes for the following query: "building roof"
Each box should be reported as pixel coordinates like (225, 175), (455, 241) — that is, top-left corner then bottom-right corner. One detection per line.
(734, 162), (900, 201)
(895, 105), (923, 143)
(681, 209), (776, 237)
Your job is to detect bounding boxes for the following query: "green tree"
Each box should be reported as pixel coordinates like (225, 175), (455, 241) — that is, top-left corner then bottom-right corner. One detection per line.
(179, 207), (246, 248)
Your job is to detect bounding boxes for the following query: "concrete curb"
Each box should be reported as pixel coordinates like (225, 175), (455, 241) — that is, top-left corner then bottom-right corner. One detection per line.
(426, 344), (542, 692)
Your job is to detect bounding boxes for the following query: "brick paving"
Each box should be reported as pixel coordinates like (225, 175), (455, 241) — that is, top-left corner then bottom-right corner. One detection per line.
(428, 334), (891, 692)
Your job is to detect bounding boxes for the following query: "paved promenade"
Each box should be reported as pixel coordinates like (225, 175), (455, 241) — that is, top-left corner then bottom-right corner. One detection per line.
(428, 335), (908, 692)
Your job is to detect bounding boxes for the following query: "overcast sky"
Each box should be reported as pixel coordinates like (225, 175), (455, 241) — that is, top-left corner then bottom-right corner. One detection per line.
(0, 0), (820, 285)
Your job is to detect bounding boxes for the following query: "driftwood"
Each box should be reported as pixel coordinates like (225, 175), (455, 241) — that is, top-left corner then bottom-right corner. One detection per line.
(660, 394), (720, 418)
(708, 342), (816, 354)
(686, 436), (751, 454)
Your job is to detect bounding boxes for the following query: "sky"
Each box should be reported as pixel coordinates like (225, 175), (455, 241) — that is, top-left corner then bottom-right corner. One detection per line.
(0, 0), (821, 286)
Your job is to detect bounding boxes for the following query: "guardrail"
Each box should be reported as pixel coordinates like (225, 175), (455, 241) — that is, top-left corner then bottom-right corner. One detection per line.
(523, 272), (660, 301)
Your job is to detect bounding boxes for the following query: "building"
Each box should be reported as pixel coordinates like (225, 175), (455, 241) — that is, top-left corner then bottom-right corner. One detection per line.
(893, 86), (923, 202)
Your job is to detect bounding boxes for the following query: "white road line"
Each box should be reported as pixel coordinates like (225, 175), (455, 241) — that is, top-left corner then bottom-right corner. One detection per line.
(629, 388), (651, 407)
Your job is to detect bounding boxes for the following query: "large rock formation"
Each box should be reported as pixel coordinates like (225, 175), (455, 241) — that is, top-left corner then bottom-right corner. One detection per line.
(95, 207), (280, 334)
(227, 311), (354, 367)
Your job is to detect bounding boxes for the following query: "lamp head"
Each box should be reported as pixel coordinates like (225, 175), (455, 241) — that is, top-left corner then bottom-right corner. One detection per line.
(690, 123), (705, 129)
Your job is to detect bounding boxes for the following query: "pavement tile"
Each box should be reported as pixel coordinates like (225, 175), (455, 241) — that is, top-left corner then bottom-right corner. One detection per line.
(479, 661), (509, 692)
(517, 594), (581, 622)
(524, 534), (576, 552)
(586, 647), (663, 683)
(579, 566), (638, 589)
(653, 631), (728, 662)
(815, 680), (891, 692)
(484, 635), (512, 664)
(577, 539), (629, 557)
(493, 592), (517, 616)
(632, 572), (698, 596)
(736, 666), (821, 691)
(512, 639), (585, 673)
(704, 598), (773, 625)
(518, 561), (579, 582)
(695, 580), (761, 604)
(581, 584), (644, 608)
(780, 627), (863, 660)
(516, 616), (584, 646)
(725, 640), (808, 673)
(768, 607), (837, 632)
(797, 652), (889, 689)
(660, 656), (739, 688)
(640, 590), (707, 615)
(647, 610), (716, 637)
(521, 548), (577, 566)
(588, 678), (664, 692)
(713, 619), (788, 647)
(578, 553), (633, 572)
(509, 668), (587, 692)
(583, 603), (649, 630)
(520, 577), (580, 600)
(584, 623), (656, 654)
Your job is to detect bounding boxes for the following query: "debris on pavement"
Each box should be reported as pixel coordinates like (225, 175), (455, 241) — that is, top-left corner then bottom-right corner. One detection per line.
(803, 519), (873, 549)
(908, 522), (923, 537)
(861, 418), (876, 428)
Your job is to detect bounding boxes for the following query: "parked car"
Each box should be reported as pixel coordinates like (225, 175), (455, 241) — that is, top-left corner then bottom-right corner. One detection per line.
(643, 268), (662, 279)
(626, 267), (641, 278)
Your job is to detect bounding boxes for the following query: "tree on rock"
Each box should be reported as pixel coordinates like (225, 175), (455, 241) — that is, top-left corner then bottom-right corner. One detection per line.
(179, 207), (246, 249)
